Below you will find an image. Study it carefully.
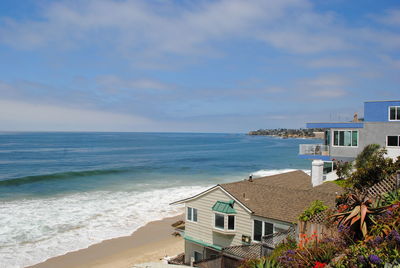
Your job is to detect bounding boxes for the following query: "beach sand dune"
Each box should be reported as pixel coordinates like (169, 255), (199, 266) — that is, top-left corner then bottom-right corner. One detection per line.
(28, 215), (184, 268)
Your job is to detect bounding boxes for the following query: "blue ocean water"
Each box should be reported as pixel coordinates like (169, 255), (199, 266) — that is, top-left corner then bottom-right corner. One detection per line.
(0, 132), (318, 267)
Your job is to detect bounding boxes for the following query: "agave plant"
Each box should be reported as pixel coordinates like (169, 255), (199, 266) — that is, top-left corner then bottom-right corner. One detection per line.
(255, 258), (280, 268)
(331, 193), (388, 239)
(240, 257), (281, 268)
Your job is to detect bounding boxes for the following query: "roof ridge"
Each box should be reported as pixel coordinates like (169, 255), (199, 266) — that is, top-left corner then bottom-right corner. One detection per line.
(221, 180), (339, 195)
(220, 170), (308, 186)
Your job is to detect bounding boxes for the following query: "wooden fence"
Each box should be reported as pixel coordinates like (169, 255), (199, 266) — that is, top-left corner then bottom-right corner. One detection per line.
(298, 173), (400, 239)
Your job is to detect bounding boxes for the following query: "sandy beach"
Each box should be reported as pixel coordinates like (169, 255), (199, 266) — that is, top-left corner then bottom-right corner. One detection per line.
(28, 214), (184, 268)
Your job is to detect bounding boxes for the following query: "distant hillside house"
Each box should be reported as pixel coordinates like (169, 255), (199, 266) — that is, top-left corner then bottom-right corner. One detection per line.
(171, 170), (342, 264)
(299, 100), (400, 186)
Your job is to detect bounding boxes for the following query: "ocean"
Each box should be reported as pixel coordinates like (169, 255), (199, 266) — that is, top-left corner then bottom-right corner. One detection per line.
(0, 132), (319, 267)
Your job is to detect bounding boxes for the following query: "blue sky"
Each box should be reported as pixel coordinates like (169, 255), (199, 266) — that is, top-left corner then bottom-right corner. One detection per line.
(0, 0), (399, 132)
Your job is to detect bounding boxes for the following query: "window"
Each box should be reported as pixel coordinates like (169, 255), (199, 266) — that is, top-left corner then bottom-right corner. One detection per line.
(253, 220), (275, 242)
(333, 130), (358, 147)
(213, 213), (235, 231)
(194, 251), (203, 262)
(323, 161), (335, 174)
(253, 220), (262, 241)
(193, 208), (197, 222)
(215, 213), (224, 229)
(264, 222), (273, 236)
(228, 215), (235, 230)
(387, 136), (400, 147)
(187, 207), (198, 222)
(324, 130), (330, 146)
(389, 106), (400, 121)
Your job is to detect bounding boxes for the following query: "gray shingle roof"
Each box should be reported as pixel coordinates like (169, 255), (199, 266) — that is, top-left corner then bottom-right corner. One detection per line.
(220, 170), (343, 223)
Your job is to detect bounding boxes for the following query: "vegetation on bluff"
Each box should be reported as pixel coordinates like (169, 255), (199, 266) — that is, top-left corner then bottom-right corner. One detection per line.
(248, 128), (323, 138)
(240, 145), (400, 268)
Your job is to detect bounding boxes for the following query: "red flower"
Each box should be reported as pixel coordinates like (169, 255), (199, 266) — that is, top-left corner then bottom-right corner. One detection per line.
(338, 204), (349, 212)
(313, 262), (327, 268)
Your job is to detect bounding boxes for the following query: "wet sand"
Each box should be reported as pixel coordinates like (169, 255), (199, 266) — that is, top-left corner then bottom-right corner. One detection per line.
(28, 214), (184, 268)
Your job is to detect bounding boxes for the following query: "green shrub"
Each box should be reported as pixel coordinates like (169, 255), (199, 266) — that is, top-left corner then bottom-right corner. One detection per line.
(377, 189), (400, 206)
(298, 200), (328, 222)
(239, 257), (281, 268)
(335, 160), (353, 180)
(348, 146), (400, 190)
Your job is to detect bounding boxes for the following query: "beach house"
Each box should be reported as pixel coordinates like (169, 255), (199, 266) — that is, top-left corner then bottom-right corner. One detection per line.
(299, 100), (400, 186)
(171, 170), (342, 264)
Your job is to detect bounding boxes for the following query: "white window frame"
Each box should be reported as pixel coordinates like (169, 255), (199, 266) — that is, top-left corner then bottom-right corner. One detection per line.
(389, 106), (400, 121)
(214, 213), (225, 230)
(227, 215), (236, 231)
(387, 135), (400, 147)
(332, 129), (359, 148)
(213, 213), (236, 231)
(187, 207), (198, 223)
(252, 219), (274, 242)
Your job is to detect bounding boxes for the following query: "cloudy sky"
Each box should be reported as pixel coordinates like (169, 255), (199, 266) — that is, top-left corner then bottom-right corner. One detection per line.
(0, 0), (399, 132)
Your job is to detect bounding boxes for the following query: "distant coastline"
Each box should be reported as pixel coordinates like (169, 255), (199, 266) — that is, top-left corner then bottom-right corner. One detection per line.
(248, 128), (324, 139)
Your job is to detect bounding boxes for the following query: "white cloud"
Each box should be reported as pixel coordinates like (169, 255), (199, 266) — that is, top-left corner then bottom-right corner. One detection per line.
(0, 0), (305, 53)
(304, 75), (348, 87)
(296, 75), (349, 98)
(0, 0), (398, 60)
(0, 99), (152, 131)
(313, 88), (347, 97)
(379, 55), (400, 69)
(96, 75), (173, 91)
(372, 8), (400, 26)
(263, 87), (286, 93)
(308, 57), (361, 68)
(0, 0), (350, 57)
(260, 30), (349, 54)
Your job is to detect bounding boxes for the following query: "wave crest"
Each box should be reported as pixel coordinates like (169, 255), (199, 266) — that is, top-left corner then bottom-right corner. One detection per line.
(0, 169), (130, 187)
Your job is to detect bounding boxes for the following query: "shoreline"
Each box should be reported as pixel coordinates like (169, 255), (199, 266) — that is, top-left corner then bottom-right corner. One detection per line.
(247, 134), (319, 139)
(27, 214), (184, 268)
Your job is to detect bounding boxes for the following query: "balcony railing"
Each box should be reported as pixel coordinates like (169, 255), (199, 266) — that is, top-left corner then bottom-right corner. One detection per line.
(299, 144), (329, 156)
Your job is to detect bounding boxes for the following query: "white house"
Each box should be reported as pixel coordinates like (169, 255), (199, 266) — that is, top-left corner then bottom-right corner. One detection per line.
(171, 170), (342, 264)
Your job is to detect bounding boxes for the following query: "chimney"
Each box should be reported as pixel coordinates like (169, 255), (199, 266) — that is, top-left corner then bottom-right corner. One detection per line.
(311, 159), (324, 186)
(353, 113), (359, 122)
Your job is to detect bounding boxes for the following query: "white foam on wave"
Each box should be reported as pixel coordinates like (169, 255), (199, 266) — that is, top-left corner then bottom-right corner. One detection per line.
(0, 186), (209, 268)
(250, 168), (311, 178)
(0, 168), (310, 268)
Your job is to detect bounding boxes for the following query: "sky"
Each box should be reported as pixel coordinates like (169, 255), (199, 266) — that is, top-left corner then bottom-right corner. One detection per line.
(0, 0), (399, 133)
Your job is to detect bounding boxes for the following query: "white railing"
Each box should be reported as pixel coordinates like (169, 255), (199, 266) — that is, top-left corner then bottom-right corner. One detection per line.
(299, 144), (329, 156)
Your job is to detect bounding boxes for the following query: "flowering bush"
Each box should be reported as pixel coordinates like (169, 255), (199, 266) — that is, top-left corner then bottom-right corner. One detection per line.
(269, 236), (297, 262)
(313, 262), (327, 268)
(272, 191), (400, 268)
(331, 203), (400, 267)
(276, 233), (344, 268)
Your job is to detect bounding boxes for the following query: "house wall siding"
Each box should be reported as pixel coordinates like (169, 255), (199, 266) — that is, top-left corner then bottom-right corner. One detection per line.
(329, 128), (364, 159)
(185, 240), (205, 264)
(184, 187), (293, 253)
(364, 101), (400, 122)
(362, 122), (400, 159)
(185, 187), (252, 248)
(329, 123), (400, 160)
